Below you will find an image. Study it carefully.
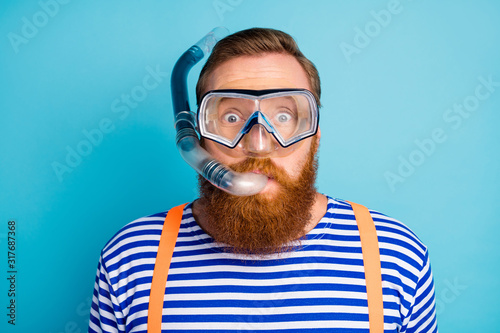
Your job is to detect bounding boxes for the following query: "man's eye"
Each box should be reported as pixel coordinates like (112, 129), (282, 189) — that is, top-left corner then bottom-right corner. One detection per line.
(276, 112), (292, 123)
(223, 113), (241, 123)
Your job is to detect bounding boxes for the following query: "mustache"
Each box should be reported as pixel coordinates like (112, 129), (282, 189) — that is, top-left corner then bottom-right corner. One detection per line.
(228, 158), (291, 184)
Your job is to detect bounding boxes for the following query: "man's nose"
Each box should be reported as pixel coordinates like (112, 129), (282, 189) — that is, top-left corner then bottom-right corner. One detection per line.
(241, 124), (277, 156)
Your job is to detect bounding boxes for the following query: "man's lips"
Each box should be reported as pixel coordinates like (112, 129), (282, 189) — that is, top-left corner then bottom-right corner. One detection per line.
(251, 170), (273, 179)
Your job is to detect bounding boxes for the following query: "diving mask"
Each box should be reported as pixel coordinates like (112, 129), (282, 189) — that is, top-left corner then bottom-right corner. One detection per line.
(198, 89), (319, 156)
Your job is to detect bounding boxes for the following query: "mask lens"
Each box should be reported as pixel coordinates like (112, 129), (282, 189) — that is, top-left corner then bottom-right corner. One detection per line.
(261, 94), (312, 143)
(202, 95), (254, 144)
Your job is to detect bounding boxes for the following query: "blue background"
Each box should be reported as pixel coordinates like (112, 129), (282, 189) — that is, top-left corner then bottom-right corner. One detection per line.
(1, 0), (499, 331)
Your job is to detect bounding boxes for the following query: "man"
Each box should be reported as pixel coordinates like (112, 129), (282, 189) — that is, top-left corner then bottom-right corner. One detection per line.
(89, 28), (437, 332)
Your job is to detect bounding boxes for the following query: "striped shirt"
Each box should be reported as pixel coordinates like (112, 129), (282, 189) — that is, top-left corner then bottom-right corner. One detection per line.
(88, 197), (437, 332)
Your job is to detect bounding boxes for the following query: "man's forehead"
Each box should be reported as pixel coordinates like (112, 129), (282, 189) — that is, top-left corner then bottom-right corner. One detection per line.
(206, 53), (311, 92)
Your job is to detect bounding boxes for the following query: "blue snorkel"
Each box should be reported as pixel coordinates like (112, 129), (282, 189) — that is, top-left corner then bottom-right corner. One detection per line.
(171, 27), (268, 196)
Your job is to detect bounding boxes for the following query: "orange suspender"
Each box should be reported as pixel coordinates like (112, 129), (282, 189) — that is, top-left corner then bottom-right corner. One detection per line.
(347, 201), (384, 332)
(147, 201), (383, 332)
(147, 203), (187, 333)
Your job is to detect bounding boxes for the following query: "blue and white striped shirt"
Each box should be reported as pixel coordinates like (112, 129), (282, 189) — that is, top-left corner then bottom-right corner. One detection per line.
(88, 197), (437, 332)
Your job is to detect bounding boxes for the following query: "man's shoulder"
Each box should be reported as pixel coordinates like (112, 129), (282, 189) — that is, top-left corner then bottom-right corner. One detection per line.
(99, 210), (173, 267)
(328, 197), (429, 265)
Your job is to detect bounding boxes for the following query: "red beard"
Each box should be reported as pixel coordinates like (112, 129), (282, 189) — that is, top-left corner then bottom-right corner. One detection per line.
(198, 139), (319, 256)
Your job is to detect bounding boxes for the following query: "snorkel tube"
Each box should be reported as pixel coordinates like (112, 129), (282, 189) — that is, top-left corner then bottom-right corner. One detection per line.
(171, 27), (268, 196)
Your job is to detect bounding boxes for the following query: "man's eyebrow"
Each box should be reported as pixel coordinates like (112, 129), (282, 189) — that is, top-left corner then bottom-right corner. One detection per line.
(217, 96), (254, 106)
(263, 95), (299, 108)
(281, 96), (296, 103)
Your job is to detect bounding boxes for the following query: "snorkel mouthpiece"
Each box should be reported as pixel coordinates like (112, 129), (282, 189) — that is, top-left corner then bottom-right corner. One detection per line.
(172, 28), (268, 196)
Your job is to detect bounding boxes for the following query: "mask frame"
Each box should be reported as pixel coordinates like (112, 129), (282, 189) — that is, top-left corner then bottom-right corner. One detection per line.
(197, 88), (319, 149)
